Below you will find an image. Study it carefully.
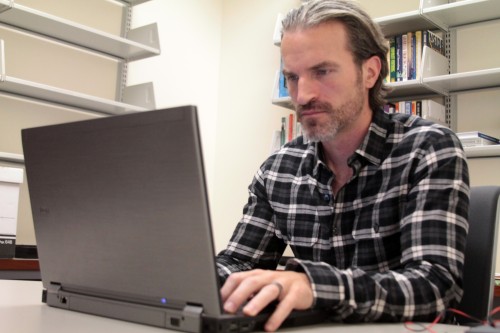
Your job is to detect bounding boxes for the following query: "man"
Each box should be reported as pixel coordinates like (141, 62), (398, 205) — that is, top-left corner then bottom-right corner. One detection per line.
(216, 0), (469, 331)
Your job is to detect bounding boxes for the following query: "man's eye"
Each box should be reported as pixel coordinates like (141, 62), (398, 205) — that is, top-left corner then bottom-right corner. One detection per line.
(285, 74), (298, 83)
(314, 69), (330, 77)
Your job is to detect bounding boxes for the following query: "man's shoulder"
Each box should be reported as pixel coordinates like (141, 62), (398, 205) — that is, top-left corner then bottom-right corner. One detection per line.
(388, 113), (456, 141)
(262, 136), (316, 171)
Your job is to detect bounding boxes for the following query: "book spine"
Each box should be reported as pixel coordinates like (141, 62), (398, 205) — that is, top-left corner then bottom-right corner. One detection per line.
(423, 30), (445, 56)
(411, 32), (416, 80)
(401, 33), (408, 81)
(280, 117), (286, 146)
(477, 132), (500, 143)
(278, 60), (289, 98)
(406, 32), (413, 80)
(405, 100), (412, 114)
(416, 100), (422, 117)
(395, 34), (403, 82)
(389, 36), (396, 82)
(415, 30), (422, 80)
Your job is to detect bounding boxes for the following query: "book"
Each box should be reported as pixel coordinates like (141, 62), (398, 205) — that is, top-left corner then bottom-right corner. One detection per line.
(0, 166), (24, 258)
(420, 99), (446, 125)
(280, 117), (287, 146)
(288, 113), (294, 142)
(423, 30), (445, 56)
(407, 31), (414, 80)
(270, 130), (282, 153)
(395, 34), (403, 82)
(389, 36), (396, 82)
(415, 30), (423, 80)
(385, 99), (446, 125)
(457, 131), (500, 147)
(401, 33), (408, 81)
(278, 60), (289, 98)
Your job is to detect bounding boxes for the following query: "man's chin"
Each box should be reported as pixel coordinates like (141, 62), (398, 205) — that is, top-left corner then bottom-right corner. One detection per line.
(303, 130), (337, 143)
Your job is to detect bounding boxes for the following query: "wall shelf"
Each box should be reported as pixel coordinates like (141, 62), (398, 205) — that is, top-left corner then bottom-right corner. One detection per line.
(0, 0), (160, 60)
(465, 145), (500, 159)
(0, 39), (154, 115)
(422, 0), (500, 29)
(375, 10), (439, 37)
(424, 68), (500, 94)
(375, 0), (500, 37)
(0, 152), (24, 164)
(0, 75), (149, 115)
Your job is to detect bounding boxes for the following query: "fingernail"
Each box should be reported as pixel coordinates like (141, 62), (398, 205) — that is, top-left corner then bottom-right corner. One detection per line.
(265, 322), (277, 332)
(224, 301), (236, 313)
(243, 303), (256, 316)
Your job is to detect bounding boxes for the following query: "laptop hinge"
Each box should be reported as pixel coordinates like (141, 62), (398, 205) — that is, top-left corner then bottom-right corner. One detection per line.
(178, 304), (203, 332)
(44, 283), (69, 308)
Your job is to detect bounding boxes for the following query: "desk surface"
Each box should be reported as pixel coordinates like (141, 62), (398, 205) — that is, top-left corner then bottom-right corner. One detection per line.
(0, 280), (470, 333)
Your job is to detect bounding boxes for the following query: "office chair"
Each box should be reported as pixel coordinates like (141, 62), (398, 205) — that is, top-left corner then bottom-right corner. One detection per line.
(457, 186), (500, 324)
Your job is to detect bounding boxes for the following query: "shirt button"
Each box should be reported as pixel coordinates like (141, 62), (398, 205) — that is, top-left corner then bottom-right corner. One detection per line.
(323, 194), (331, 202)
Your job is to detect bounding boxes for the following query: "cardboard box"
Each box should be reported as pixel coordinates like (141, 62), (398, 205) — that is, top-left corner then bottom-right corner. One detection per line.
(0, 166), (23, 258)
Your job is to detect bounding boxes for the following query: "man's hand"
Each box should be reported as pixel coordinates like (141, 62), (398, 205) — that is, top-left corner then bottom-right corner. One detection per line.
(220, 269), (314, 332)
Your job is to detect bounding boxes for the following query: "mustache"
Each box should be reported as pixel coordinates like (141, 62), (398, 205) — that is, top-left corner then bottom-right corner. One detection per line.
(296, 101), (332, 115)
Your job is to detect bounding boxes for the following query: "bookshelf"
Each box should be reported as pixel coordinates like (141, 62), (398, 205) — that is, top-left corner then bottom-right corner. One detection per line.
(0, 1), (158, 115)
(0, 0), (160, 247)
(271, 0), (500, 159)
(379, 0), (500, 158)
(0, 0), (159, 60)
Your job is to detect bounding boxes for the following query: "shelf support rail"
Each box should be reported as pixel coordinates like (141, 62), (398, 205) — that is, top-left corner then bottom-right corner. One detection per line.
(0, 39), (5, 82)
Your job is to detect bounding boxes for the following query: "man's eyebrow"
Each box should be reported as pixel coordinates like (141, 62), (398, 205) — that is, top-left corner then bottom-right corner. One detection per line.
(282, 61), (340, 76)
(310, 61), (339, 71)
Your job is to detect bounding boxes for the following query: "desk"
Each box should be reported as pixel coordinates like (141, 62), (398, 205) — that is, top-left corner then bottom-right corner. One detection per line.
(0, 280), (470, 333)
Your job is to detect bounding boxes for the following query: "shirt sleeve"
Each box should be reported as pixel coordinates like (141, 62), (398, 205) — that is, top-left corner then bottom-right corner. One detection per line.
(287, 130), (469, 322)
(216, 164), (287, 284)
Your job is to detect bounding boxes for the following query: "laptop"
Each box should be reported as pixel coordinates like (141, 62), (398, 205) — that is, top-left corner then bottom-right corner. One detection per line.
(22, 106), (331, 332)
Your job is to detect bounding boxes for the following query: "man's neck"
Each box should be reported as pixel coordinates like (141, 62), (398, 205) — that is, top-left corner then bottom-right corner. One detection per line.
(321, 108), (373, 193)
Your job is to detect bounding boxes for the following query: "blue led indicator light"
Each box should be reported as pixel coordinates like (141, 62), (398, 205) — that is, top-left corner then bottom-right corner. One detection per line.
(161, 298), (167, 304)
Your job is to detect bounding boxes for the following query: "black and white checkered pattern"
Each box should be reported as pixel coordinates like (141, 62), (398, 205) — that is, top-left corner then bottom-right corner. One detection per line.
(217, 109), (469, 322)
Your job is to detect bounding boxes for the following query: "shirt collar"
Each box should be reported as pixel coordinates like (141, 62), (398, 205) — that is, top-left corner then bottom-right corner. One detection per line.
(310, 108), (392, 178)
(353, 109), (391, 167)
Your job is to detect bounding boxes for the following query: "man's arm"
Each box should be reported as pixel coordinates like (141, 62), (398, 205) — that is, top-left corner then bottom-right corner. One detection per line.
(216, 166), (288, 283)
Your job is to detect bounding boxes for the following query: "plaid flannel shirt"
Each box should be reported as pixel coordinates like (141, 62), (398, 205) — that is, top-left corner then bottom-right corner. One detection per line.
(216, 109), (469, 322)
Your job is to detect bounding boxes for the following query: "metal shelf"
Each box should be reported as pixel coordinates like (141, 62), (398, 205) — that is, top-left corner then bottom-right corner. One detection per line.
(465, 145), (500, 159)
(0, 152), (24, 164)
(0, 0), (160, 60)
(0, 75), (149, 115)
(375, 10), (440, 37)
(424, 68), (500, 94)
(422, 0), (500, 29)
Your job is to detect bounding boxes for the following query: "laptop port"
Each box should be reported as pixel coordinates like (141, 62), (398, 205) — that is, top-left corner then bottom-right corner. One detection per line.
(170, 317), (181, 327)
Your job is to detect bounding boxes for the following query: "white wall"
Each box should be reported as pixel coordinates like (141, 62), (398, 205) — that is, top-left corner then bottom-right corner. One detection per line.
(128, 0), (298, 252)
(212, 1), (298, 252)
(127, 0), (223, 194)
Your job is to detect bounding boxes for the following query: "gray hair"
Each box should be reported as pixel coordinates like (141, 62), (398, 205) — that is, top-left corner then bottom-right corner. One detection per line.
(281, 0), (390, 111)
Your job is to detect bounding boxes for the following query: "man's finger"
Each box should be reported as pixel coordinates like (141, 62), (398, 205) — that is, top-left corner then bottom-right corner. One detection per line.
(242, 282), (283, 316)
(264, 296), (295, 332)
(222, 272), (269, 313)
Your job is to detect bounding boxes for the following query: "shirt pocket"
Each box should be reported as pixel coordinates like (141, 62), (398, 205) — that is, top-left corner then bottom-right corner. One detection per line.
(350, 206), (401, 269)
(274, 211), (321, 247)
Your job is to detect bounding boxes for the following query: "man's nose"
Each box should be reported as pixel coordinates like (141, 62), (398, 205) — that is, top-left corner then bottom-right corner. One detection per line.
(294, 77), (317, 106)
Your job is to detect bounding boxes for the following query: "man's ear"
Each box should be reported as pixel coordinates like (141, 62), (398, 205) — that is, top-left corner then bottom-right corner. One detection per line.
(363, 55), (382, 89)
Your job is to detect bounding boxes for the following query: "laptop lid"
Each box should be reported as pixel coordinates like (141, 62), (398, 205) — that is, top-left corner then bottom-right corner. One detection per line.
(22, 106), (223, 317)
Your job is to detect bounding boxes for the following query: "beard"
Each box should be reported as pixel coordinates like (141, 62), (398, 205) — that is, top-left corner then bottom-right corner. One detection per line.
(295, 77), (365, 143)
